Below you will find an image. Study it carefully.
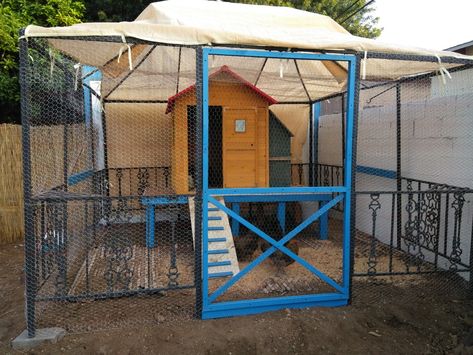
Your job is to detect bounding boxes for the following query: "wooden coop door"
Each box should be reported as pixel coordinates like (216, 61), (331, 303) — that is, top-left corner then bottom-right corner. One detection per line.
(223, 108), (258, 187)
(188, 105), (223, 188)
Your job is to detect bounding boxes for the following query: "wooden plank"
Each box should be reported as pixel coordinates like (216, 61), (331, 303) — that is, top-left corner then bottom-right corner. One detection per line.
(171, 76), (271, 193)
(206, 198), (240, 276)
(188, 197), (240, 277)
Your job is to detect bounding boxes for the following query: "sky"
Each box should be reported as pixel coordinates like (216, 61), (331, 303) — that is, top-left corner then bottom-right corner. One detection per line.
(373, 0), (472, 50)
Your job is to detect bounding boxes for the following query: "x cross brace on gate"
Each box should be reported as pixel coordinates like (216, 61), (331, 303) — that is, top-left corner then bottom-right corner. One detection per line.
(206, 194), (345, 303)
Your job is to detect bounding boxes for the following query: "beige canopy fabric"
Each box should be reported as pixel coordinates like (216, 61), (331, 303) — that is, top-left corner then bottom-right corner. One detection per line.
(26, 0), (472, 60)
(23, 0), (473, 161)
(25, 0), (473, 96)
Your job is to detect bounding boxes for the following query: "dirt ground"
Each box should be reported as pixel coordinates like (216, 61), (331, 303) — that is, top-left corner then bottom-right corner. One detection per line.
(1, 242), (473, 354)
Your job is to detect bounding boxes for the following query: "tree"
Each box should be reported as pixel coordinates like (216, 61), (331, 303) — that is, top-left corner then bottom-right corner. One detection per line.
(0, 0), (84, 124)
(84, 0), (157, 22)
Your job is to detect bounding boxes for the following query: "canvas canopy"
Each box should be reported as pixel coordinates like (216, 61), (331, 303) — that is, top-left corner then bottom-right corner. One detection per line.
(24, 0), (473, 102)
(23, 0), (473, 161)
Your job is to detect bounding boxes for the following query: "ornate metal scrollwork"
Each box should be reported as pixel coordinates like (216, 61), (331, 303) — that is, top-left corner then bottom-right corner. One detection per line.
(103, 233), (133, 292)
(99, 197), (134, 291)
(106, 197), (133, 225)
(323, 165), (330, 186)
(297, 164), (303, 185)
(40, 202), (68, 296)
(367, 193), (381, 275)
(137, 168), (150, 196)
(167, 206), (180, 287)
(115, 168), (123, 196)
(449, 192), (465, 270)
(403, 183), (426, 269)
(421, 191), (440, 249)
(335, 166), (341, 185)
(163, 167), (171, 188)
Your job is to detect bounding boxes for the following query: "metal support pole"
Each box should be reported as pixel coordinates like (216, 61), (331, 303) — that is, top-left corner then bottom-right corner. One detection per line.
(341, 94), (346, 167)
(194, 47), (204, 318)
(348, 55), (361, 304)
(396, 83), (402, 249)
(313, 103), (320, 186)
(101, 109), (110, 196)
(469, 212), (473, 298)
(308, 104), (313, 186)
(61, 114), (69, 292)
(19, 29), (36, 338)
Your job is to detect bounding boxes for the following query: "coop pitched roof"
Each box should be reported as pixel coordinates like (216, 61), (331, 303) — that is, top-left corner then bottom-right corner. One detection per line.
(270, 111), (294, 137)
(165, 65), (278, 114)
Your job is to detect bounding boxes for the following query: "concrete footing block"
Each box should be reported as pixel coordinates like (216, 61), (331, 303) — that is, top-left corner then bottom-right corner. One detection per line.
(11, 327), (66, 350)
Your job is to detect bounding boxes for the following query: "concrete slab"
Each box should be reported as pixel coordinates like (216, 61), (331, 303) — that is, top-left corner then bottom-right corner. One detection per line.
(11, 327), (66, 350)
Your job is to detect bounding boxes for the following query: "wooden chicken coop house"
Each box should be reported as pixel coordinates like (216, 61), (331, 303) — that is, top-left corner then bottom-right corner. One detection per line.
(166, 65), (281, 193)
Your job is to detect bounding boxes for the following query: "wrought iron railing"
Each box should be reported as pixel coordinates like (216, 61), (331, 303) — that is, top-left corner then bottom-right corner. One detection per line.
(34, 166), (473, 295)
(32, 195), (194, 301)
(287, 165), (472, 282)
(290, 163), (344, 212)
(290, 162), (344, 187)
(95, 166), (171, 197)
(354, 179), (473, 283)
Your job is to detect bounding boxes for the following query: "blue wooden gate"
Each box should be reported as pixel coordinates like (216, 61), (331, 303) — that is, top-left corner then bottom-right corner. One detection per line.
(200, 48), (358, 319)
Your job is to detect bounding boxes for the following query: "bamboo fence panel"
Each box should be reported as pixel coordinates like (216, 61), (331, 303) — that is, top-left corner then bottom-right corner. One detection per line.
(0, 124), (23, 244)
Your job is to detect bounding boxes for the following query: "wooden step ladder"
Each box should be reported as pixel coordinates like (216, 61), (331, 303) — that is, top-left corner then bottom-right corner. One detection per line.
(189, 197), (240, 279)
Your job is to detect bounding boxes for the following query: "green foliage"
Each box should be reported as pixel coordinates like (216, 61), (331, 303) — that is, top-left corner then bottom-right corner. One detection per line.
(84, 0), (157, 22)
(0, 0), (84, 123)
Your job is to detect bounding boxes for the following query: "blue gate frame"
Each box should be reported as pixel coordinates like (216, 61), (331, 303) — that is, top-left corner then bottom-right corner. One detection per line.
(200, 48), (358, 319)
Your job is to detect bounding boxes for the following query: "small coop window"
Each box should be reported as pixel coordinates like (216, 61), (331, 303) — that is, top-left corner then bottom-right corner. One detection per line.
(235, 119), (246, 133)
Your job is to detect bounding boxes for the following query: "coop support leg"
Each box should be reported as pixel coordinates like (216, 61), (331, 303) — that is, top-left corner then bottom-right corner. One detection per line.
(231, 203), (240, 236)
(146, 205), (155, 248)
(319, 200), (329, 240)
(277, 202), (286, 234)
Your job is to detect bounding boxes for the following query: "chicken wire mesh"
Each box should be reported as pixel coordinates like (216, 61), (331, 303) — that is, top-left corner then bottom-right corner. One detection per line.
(21, 37), (202, 333)
(19, 34), (473, 335)
(201, 53), (348, 307)
(316, 59), (473, 302)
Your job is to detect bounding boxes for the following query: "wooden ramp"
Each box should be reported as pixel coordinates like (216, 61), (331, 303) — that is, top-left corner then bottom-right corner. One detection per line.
(189, 197), (240, 279)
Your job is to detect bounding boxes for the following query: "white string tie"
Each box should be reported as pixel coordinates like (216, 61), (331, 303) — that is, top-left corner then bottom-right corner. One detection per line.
(435, 55), (452, 85)
(100, 96), (105, 113)
(361, 51), (368, 80)
(49, 48), (55, 77)
(73, 63), (81, 91)
(279, 58), (289, 78)
(117, 34), (133, 71)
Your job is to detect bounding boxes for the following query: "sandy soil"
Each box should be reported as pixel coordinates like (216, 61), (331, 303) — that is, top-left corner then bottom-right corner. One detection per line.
(1, 242), (473, 354)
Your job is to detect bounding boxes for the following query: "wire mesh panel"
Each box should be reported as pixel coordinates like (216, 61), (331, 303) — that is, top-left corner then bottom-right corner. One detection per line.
(312, 56), (473, 306)
(21, 37), (201, 333)
(200, 49), (357, 319)
(19, 33), (473, 334)
(351, 61), (473, 300)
